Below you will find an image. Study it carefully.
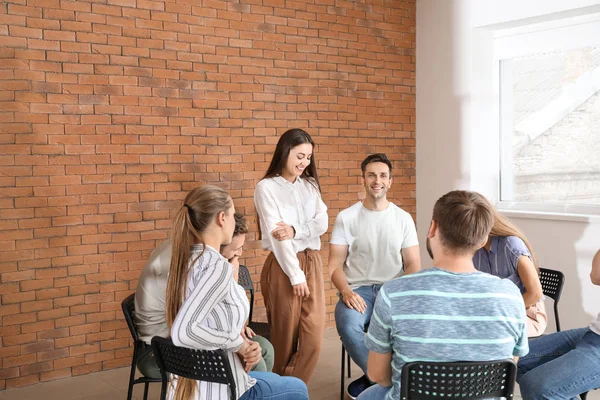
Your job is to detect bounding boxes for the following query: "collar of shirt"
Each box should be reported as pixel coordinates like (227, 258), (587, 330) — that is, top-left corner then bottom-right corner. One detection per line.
(274, 175), (303, 187)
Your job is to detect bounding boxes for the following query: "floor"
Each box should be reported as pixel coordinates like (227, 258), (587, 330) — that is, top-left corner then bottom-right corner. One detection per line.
(0, 328), (597, 400)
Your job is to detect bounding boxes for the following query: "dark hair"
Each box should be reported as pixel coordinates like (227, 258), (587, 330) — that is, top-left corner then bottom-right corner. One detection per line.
(432, 190), (494, 255)
(262, 128), (321, 192)
(233, 212), (248, 236)
(361, 153), (392, 177)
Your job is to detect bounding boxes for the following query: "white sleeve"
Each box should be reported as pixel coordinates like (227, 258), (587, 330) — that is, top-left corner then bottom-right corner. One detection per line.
(292, 191), (328, 240)
(254, 183), (306, 285)
(401, 212), (419, 248)
(330, 212), (349, 245)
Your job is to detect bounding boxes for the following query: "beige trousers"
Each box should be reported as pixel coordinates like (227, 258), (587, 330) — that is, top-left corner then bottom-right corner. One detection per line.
(260, 250), (325, 384)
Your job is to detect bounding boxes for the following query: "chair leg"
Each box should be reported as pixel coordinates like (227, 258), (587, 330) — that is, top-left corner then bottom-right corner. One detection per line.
(347, 351), (351, 378)
(341, 344), (345, 400)
(160, 381), (168, 400)
(127, 355), (137, 400)
(143, 382), (149, 400)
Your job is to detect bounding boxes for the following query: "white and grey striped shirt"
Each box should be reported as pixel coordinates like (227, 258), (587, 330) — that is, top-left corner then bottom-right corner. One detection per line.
(170, 245), (256, 400)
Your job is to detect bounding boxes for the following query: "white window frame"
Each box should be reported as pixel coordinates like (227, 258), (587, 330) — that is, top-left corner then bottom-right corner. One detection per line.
(492, 13), (600, 219)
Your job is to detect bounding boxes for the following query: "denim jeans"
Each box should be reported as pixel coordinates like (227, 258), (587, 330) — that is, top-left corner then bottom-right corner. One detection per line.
(239, 372), (309, 400)
(335, 285), (381, 374)
(355, 383), (391, 400)
(517, 327), (600, 400)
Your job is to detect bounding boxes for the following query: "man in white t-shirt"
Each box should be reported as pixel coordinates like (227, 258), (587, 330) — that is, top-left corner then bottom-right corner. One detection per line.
(329, 153), (421, 399)
(517, 248), (600, 399)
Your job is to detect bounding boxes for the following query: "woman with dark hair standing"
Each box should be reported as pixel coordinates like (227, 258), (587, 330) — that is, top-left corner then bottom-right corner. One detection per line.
(473, 209), (547, 337)
(254, 128), (328, 383)
(166, 185), (309, 400)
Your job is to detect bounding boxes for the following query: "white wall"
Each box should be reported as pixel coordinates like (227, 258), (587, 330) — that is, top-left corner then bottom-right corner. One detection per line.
(416, 0), (600, 331)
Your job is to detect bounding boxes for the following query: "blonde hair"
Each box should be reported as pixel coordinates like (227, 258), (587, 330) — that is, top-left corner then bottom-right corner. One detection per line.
(490, 209), (538, 268)
(165, 185), (232, 400)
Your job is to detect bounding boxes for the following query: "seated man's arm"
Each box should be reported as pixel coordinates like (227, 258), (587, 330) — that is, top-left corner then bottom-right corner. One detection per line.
(367, 351), (392, 386)
(330, 244), (367, 313)
(401, 245), (421, 275)
(591, 249), (600, 286)
(329, 244), (350, 293)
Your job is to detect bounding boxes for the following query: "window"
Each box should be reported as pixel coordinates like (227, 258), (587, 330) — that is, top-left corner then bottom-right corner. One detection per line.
(495, 15), (600, 215)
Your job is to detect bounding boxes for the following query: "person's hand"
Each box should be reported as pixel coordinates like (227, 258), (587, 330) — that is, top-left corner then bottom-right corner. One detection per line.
(292, 282), (310, 298)
(243, 326), (256, 339)
(271, 222), (295, 241)
(241, 340), (261, 372)
(341, 288), (367, 313)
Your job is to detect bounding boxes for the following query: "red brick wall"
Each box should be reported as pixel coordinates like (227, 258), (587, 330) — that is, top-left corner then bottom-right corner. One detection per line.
(0, 0), (415, 389)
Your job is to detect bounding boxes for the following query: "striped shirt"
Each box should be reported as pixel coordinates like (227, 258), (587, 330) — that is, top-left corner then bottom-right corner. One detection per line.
(366, 268), (528, 400)
(171, 245), (255, 400)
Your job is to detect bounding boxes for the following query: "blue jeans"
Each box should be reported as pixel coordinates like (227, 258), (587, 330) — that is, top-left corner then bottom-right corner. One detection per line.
(517, 328), (600, 400)
(355, 383), (391, 400)
(335, 285), (381, 374)
(239, 372), (308, 400)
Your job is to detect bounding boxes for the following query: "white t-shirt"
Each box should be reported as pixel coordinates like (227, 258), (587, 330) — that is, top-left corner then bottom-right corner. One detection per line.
(330, 201), (419, 288)
(590, 312), (600, 335)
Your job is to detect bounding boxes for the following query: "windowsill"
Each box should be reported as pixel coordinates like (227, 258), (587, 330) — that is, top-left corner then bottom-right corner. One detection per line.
(496, 203), (600, 223)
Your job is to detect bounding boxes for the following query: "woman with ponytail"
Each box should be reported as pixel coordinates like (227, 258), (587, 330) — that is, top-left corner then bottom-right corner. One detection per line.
(166, 185), (309, 400)
(473, 209), (547, 337)
(254, 129), (328, 383)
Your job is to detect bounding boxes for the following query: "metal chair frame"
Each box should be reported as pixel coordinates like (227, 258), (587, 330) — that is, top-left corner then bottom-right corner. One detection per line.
(121, 293), (164, 400)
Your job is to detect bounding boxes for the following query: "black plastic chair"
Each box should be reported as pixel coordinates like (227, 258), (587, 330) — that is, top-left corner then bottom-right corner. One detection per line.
(401, 359), (517, 399)
(151, 336), (237, 400)
(121, 293), (164, 400)
(539, 268), (565, 332)
(238, 265), (270, 339)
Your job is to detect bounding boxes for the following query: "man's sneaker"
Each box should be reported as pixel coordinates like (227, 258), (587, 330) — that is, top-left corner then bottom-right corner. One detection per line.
(346, 374), (373, 399)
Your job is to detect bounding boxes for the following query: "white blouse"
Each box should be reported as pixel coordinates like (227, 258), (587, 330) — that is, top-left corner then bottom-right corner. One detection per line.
(254, 176), (328, 285)
(170, 245), (255, 400)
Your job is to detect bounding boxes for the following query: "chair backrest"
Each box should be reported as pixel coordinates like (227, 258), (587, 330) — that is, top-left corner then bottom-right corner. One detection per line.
(401, 359), (517, 400)
(539, 267), (565, 302)
(121, 293), (140, 342)
(237, 265), (255, 322)
(237, 265), (254, 292)
(151, 336), (237, 400)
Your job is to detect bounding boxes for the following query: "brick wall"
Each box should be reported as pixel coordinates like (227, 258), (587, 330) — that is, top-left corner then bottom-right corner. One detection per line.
(0, 0), (415, 390)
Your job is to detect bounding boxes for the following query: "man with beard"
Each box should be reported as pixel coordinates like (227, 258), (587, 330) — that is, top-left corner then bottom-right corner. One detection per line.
(329, 153), (421, 399)
(356, 190), (528, 400)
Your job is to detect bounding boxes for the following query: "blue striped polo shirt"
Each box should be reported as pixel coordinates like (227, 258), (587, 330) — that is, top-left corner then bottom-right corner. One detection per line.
(366, 268), (528, 400)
